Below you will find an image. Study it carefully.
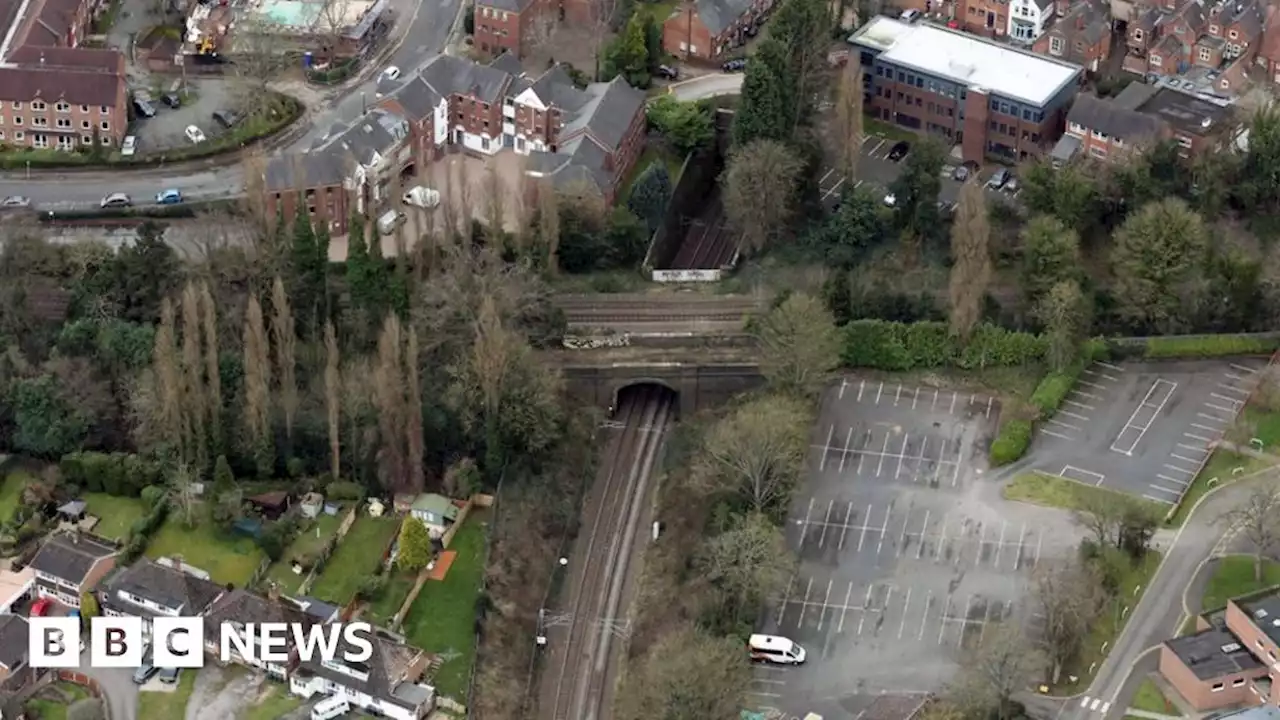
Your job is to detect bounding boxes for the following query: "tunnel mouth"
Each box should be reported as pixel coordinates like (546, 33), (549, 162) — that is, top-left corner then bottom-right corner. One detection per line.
(611, 381), (679, 420)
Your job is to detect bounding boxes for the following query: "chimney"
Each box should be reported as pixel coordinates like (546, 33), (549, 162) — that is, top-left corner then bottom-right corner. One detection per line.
(267, 582), (280, 602)
(172, 554), (182, 573)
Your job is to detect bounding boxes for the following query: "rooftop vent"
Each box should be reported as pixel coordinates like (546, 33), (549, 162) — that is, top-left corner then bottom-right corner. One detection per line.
(1255, 608), (1269, 619)
(1223, 643), (1243, 653)
(1273, 618), (1280, 627)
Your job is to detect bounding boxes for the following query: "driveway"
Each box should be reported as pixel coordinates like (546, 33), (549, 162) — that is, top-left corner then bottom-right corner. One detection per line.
(185, 666), (313, 720)
(77, 649), (138, 720)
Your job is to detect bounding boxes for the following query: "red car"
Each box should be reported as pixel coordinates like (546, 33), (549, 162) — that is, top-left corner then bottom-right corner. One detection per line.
(30, 597), (52, 616)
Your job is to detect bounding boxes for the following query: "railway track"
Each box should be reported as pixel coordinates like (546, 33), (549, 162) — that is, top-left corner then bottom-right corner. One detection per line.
(556, 294), (764, 326)
(539, 386), (674, 720)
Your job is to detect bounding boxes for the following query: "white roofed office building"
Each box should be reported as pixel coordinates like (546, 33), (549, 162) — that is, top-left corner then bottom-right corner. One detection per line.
(849, 16), (1084, 164)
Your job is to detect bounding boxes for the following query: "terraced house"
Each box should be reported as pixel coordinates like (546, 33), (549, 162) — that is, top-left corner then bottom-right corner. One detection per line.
(1124, 0), (1265, 96)
(849, 15), (1084, 163)
(662, 0), (776, 61)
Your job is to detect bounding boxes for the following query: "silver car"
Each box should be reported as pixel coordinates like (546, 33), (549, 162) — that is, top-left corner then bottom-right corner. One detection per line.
(100, 192), (132, 208)
(0, 195), (30, 209)
(986, 168), (1010, 190)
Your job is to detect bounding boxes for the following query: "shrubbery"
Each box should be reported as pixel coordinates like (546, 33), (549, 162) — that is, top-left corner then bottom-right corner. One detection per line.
(59, 452), (161, 497)
(1136, 334), (1280, 359)
(989, 419), (1033, 466)
(840, 320), (1046, 370)
(325, 480), (365, 501)
(124, 496), (169, 561)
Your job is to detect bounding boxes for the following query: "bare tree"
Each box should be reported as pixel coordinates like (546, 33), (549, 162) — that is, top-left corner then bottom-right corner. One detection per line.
(180, 284), (209, 472)
(482, 161), (507, 241)
(404, 326), (425, 494)
(588, 0), (623, 80)
(698, 512), (795, 624)
(949, 621), (1046, 720)
(340, 357), (375, 484)
(199, 282), (223, 453)
(1030, 559), (1105, 683)
(315, 0), (353, 62)
(538, 179), (561, 272)
(242, 295), (273, 474)
(722, 139), (805, 256)
(153, 299), (183, 459)
(753, 292), (840, 398)
(374, 314), (409, 493)
(948, 180), (993, 340)
(271, 277), (299, 444)
(617, 625), (751, 720)
(1221, 486), (1280, 582)
(691, 394), (810, 518)
(171, 463), (201, 529)
(231, 16), (293, 112)
(324, 322), (342, 480)
(833, 55), (864, 182)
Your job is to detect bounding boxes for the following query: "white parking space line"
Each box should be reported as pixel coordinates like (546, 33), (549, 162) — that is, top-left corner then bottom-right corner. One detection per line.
(1149, 483), (1182, 496)
(1206, 403), (1238, 414)
(797, 497), (814, 547)
(1064, 399), (1095, 411)
(818, 500), (833, 548)
(986, 397), (993, 418)
(1163, 464), (1196, 475)
(930, 388), (940, 411)
(1156, 473), (1189, 486)
(858, 585), (875, 635)
(856, 380), (866, 402)
(958, 595), (974, 648)
(1040, 429), (1073, 440)
(994, 521), (1006, 569)
(875, 381), (884, 404)
(1034, 533), (1043, 565)
(1230, 363), (1259, 374)
(819, 424), (834, 471)
(895, 434), (909, 478)
(1210, 392), (1244, 405)
(949, 447), (962, 486)
(876, 505), (891, 555)
(897, 511), (911, 557)
(838, 379), (846, 399)
(1111, 379), (1178, 456)
(857, 503), (872, 551)
(937, 516), (949, 561)
(816, 579), (833, 631)
(1197, 412), (1230, 424)
(1077, 379), (1106, 390)
(1144, 493), (1175, 504)
(839, 427), (854, 472)
(795, 577), (814, 627)
(1185, 432), (1214, 442)
(949, 392), (957, 414)
(1191, 421), (1223, 431)
(1073, 390), (1102, 400)
(837, 581), (854, 633)
(895, 384), (903, 406)
(1218, 383), (1251, 395)
(1059, 410), (1089, 421)
(1062, 465), (1106, 486)
(838, 502), (853, 550)
(1225, 372), (1246, 381)
(1170, 453), (1202, 464)
(916, 510), (931, 559)
(1048, 418), (1082, 431)
(1176, 443), (1207, 453)
(912, 386), (920, 410)
(1097, 361), (1124, 372)
(937, 595), (951, 645)
(876, 433), (890, 476)
(898, 588), (913, 638)
(1082, 368), (1121, 381)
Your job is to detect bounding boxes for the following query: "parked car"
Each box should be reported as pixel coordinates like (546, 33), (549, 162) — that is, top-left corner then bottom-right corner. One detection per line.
(185, 125), (206, 144)
(133, 98), (156, 118)
(887, 141), (910, 161)
(158, 667), (180, 684)
(100, 192), (132, 208)
(0, 196), (30, 209)
(986, 168), (1010, 190)
(382, 65), (401, 81)
(402, 186), (441, 209)
(121, 135), (137, 156)
(722, 58), (747, 72)
(1003, 176), (1020, 193)
(212, 110), (240, 128)
(156, 189), (183, 205)
(899, 8), (922, 21)
(952, 165), (969, 181)
(133, 659), (159, 684)
(656, 64), (679, 80)
(161, 93), (181, 108)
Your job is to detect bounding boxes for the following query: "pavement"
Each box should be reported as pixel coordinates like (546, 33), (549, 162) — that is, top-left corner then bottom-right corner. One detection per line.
(0, 0), (464, 210)
(666, 73), (744, 101)
(75, 648), (138, 720)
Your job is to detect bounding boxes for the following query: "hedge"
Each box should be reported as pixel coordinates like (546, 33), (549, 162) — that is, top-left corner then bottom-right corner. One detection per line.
(989, 419), (1033, 466)
(1135, 334), (1280, 359)
(59, 452), (162, 497)
(39, 200), (240, 222)
(841, 320), (1047, 370)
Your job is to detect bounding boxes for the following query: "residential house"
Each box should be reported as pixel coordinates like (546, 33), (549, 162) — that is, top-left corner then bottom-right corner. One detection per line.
(0, 616), (33, 692)
(287, 596), (341, 624)
(1052, 80), (1233, 162)
(956, 0), (1011, 37)
(1258, 13), (1280, 86)
(289, 628), (435, 720)
(407, 494), (459, 539)
(0, 0), (131, 150)
(1058, 92), (1164, 161)
(1158, 587), (1280, 708)
(470, 0), (593, 57)
(1007, 0), (1055, 42)
(203, 588), (318, 680)
(98, 558), (226, 640)
(1032, 0), (1112, 72)
(663, 0), (776, 61)
(849, 16), (1084, 163)
(27, 533), (118, 609)
(1124, 0), (1263, 96)
(0, 570), (33, 616)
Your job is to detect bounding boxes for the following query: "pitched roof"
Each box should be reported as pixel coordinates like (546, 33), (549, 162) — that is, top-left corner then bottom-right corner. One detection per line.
(294, 628), (433, 712)
(409, 494), (459, 520)
(476, 0), (530, 13)
(101, 559), (225, 618)
(1067, 93), (1165, 141)
(29, 533), (117, 584)
(0, 615), (28, 671)
(203, 589), (316, 638)
(488, 51), (523, 75)
(264, 149), (348, 190)
(694, 0), (754, 36)
(417, 53), (511, 104)
(566, 76), (645, 150)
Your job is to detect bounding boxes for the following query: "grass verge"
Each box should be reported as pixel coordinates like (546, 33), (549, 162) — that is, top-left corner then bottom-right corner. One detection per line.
(365, 569), (417, 625)
(1201, 555), (1280, 611)
(0, 473), (26, 520)
(83, 493), (147, 541)
(1004, 472), (1165, 516)
(866, 117), (917, 143)
(401, 511), (489, 700)
(137, 670), (197, 719)
(1130, 677), (1177, 715)
(145, 520), (265, 587)
(1059, 550), (1163, 694)
(241, 683), (302, 720)
(1165, 450), (1271, 528)
(309, 514), (400, 604)
(24, 682), (89, 720)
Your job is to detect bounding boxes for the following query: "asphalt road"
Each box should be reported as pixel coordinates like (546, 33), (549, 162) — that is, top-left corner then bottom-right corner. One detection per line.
(0, 0), (463, 210)
(667, 73), (744, 101)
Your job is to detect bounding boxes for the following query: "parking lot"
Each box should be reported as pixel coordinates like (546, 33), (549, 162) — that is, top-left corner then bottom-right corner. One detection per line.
(753, 377), (1083, 717)
(126, 78), (238, 153)
(1029, 358), (1266, 505)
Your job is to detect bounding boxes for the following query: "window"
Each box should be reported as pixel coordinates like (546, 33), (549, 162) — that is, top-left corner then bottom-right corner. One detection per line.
(1149, 54), (1162, 65)
(1234, 679), (1246, 688)
(99, 106), (108, 114)
(999, 102), (1010, 115)
(13, 131), (22, 141)
(31, 117), (46, 127)
(1050, 36), (1064, 55)
(81, 120), (89, 129)
(990, 98), (999, 111)
(100, 121), (109, 131)
(12, 116), (21, 125)
(1089, 145), (1106, 158)
(1199, 47), (1212, 61)
(1229, 29), (1239, 39)
(1212, 683), (1225, 692)
(1210, 24), (1220, 34)
(32, 133), (46, 148)
(55, 101), (68, 113)
(29, 100), (43, 111)
(82, 135), (92, 145)
(1133, 28), (1144, 40)
(55, 118), (70, 129)
(80, 104), (88, 113)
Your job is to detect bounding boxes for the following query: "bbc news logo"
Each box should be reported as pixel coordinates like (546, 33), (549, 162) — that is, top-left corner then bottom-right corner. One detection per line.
(29, 617), (374, 668)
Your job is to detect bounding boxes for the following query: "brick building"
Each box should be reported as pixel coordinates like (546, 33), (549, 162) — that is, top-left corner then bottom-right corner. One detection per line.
(0, 0), (130, 150)
(1160, 586), (1280, 710)
(472, 0), (595, 57)
(1032, 0), (1111, 72)
(662, 0), (775, 61)
(1124, 0), (1264, 96)
(849, 16), (1083, 164)
(1051, 80), (1234, 164)
(264, 53), (648, 236)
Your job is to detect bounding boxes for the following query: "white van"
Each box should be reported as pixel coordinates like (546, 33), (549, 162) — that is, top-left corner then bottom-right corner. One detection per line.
(376, 208), (405, 236)
(899, 8), (922, 21)
(311, 695), (351, 720)
(748, 634), (806, 664)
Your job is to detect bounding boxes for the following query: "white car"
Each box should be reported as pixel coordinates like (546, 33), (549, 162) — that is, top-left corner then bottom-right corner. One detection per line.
(121, 135), (137, 156)
(402, 186), (441, 209)
(883, 192), (897, 207)
(184, 125), (206, 144)
(382, 66), (401, 81)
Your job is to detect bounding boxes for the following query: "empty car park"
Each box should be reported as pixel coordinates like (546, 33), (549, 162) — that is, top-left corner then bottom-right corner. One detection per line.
(751, 377), (1083, 718)
(1028, 358), (1266, 505)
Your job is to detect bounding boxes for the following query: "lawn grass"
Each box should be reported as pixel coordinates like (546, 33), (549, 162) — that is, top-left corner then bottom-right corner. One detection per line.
(263, 513), (343, 596)
(137, 670), (196, 719)
(401, 511), (489, 700)
(0, 473), (26, 521)
(83, 493), (147, 541)
(309, 514), (400, 605)
(365, 568), (418, 625)
(1165, 449), (1271, 527)
(866, 117), (917, 143)
(240, 683), (302, 720)
(24, 682), (89, 720)
(1004, 471), (1165, 516)
(145, 519), (265, 587)
(1059, 550), (1163, 693)
(1201, 555), (1280, 612)
(1130, 677), (1177, 715)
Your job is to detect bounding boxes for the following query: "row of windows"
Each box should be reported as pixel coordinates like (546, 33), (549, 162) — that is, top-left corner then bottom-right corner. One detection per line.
(987, 120), (1042, 143)
(0, 131), (112, 147)
(989, 98), (1045, 122)
(874, 65), (966, 100)
(0, 101), (111, 114)
(876, 86), (961, 119)
(0, 115), (108, 131)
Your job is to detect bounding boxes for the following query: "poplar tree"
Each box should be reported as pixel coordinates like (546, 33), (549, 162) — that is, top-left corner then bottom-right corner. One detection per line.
(948, 181), (993, 341)
(153, 299), (183, 460)
(243, 295), (274, 478)
(199, 281), (223, 455)
(374, 314), (408, 492)
(404, 326), (425, 494)
(180, 284), (208, 472)
(271, 277), (298, 445)
(324, 322), (341, 480)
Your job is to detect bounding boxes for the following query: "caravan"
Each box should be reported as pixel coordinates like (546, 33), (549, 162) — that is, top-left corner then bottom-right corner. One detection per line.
(311, 695), (351, 720)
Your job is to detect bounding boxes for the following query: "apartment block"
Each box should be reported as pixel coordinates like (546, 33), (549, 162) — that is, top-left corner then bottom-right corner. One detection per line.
(1052, 80), (1233, 163)
(1161, 587), (1280, 709)
(1124, 0), (1263, 96)
(849, 16), (1083, 164)
(662, 0), (776, 62)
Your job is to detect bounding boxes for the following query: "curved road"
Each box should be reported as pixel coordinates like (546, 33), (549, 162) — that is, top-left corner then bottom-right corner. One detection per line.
(0, 0), (463, 211)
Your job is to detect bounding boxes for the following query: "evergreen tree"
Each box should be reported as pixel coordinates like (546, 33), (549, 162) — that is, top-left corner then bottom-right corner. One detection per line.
(732, 39), (794, 147)
(290, 202), (317, 327)
(345, 214), (377, 314)
(627, 162), (673, 233)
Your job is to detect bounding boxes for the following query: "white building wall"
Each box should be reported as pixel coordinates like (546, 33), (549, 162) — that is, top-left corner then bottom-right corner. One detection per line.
(433, 100), (448, 146)
(461, 132), (499, 154)
(1007, 0), (1048, 41)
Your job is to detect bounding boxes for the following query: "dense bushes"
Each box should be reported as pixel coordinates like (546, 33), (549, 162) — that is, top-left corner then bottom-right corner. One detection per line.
(1133, 334), (1280, 359)
(325, 480), (365, 502)
(124, 495), (169, 561)
(840, 320), (1046, 371)
(989, 419), (1033, 467)
(59, 452), (161, 497)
